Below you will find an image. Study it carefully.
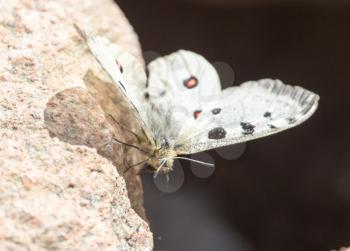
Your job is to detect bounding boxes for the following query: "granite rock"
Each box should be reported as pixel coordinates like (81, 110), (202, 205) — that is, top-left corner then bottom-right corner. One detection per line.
(0, 0), (153, 250)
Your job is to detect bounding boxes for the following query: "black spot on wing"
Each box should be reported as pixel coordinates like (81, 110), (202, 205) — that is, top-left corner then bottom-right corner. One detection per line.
(240, 122), (255, 135)
(130, 100), (139, 113)
(212, 108), (221, 115)
(268, 124), (277, 129)
(144, 92), (150, 99)
(208, 127), (226, 139)
(115, 60), (123, 73)
(264, 112), (271, 118)
(183, 76), (198, 89)
(118, 81), (126, 92)
(145, 68), (150, 88)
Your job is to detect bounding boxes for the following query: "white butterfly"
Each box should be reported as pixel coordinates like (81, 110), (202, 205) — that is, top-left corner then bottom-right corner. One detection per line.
(78, 29), (319, 176)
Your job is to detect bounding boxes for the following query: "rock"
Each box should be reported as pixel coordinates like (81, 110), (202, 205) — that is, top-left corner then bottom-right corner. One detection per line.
(0, 0), (153, 250)
(332, 248), (350, 251)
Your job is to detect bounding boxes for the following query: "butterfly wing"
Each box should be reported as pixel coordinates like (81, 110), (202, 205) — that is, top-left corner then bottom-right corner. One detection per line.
(85, 36), (156, 144)
(147, 50), (221, 114)
(147, 50), (221, 95)
(140, 50), (223, 147)
(174, 79), (319, 154)
(87, 36), (147, 106)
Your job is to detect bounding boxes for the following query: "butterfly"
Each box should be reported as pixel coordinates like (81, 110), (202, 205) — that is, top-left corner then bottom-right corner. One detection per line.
(77, 28), (319, 177)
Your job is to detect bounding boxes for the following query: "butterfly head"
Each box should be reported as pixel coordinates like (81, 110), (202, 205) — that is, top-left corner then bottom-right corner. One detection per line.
(147, 140), (177, 175)
(145, 139), (215, 176)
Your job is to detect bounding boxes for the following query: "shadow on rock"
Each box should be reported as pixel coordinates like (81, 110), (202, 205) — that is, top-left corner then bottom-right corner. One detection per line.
(44, 80), (147, 220)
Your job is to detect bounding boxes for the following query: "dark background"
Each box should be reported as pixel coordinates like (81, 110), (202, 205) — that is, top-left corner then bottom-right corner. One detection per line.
(117, 1), (350, 250)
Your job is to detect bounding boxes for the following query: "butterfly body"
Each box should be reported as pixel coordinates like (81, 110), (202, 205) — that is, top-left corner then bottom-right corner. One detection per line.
(147, 144), (177, 174)
(78, 29), (319, 175)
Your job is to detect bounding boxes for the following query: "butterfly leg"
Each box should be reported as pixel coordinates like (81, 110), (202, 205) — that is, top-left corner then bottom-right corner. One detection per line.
(166, 174), (170, 184)
(153, 159), (167, 178)
(124, 157), (152, 174)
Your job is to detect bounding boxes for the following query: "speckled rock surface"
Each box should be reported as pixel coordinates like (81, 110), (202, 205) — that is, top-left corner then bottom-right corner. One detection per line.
(0, 0), (153, 250)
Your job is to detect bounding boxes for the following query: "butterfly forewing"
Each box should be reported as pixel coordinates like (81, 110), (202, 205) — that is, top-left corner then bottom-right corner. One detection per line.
(86, 36), (156, 146)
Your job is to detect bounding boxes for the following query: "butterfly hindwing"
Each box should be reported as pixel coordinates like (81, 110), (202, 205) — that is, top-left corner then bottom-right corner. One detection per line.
(174, 79), (319, 154)
(141, 50), (224, 146)
(147, 50), (221, 118)
(147, 50), (221, 96)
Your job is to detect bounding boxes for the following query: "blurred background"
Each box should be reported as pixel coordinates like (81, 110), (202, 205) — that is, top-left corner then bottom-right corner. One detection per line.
(117, 0), (350, 250)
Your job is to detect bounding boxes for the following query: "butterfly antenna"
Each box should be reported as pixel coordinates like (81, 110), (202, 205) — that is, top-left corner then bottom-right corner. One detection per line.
(112, 137), (151, 155)
(173, 157), (215, 167)
(108, 115), (144, 143)
(153, 159), (167, 179)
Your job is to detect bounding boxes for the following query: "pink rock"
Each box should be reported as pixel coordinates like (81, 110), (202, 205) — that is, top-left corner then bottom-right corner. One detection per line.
(0, 0), (153, 250)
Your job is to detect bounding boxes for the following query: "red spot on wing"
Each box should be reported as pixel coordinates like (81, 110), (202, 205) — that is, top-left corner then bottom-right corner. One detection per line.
(183, 76), (198, 89)
(194, 110), (202, 119)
